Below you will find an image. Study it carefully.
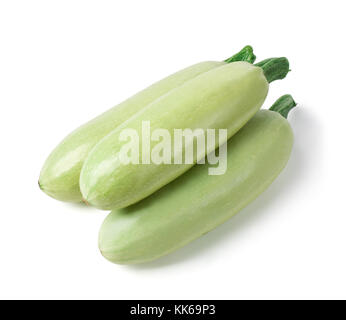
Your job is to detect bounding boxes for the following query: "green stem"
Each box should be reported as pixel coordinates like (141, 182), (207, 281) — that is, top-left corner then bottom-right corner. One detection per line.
(255, 57), (290, 83)
(254, 58), (271, 68)
(224, 45), (256, 64)
(269, 94), (297, 118)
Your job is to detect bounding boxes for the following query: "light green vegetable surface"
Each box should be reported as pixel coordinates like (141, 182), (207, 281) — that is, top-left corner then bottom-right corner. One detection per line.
(99, 96), (296, 264)
(80, 59), (288, 210)
(39, 47), (255, 203)
(38, 47), (296, 265)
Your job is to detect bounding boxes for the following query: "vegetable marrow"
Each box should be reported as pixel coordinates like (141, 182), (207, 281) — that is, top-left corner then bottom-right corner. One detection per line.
(98, 95), (296, 264)
(39, 46), (256, 202)
(80, 58), (289, 210)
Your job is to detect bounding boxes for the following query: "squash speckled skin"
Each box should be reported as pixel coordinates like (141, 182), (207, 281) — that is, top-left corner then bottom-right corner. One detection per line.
(99, 109), (294, 264)
(80, 62), (269, 210)
(39, 60), (226, 202)
(39, 46), (256, 203)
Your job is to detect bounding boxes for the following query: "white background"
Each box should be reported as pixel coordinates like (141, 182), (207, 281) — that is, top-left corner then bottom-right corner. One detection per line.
(0, 0), (344, 300)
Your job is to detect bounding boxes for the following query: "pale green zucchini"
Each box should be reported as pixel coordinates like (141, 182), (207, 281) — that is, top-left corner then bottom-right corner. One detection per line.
(39, 47), (255, 203)
(98, 95), (296, 264)
(80, 59), (289, 210)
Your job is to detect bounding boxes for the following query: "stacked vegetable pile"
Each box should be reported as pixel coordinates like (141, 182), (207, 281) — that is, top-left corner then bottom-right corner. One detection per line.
(39, 46), (297, 264)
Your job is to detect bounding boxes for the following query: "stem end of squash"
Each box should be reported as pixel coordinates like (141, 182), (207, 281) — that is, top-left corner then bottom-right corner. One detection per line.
(256, 57), (290, 83)
(224, 45), (256, 64)
(269, 94), (297, 118)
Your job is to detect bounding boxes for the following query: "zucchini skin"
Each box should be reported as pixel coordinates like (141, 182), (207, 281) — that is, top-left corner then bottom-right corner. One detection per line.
(80, 62), (269, 210)
(99, 110), (294, 264)
(39, 61), (225, 202)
